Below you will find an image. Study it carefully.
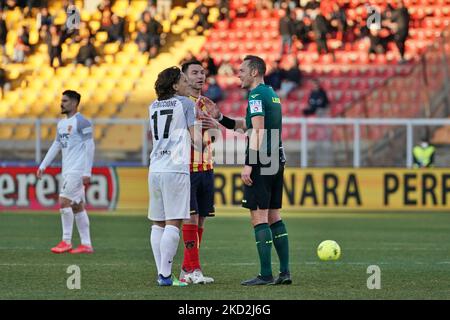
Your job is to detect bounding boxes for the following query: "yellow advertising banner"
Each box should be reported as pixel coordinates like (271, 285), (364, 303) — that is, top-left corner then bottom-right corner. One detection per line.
(115, 167), (450, 211)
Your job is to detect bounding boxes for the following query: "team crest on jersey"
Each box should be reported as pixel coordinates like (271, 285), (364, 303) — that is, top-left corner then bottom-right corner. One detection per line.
(249, 100), (263, 114)
(67, 125), (72, 133)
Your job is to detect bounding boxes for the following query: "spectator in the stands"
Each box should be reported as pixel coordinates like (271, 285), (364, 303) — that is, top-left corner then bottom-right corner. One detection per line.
(107, 14), (125, 44)
(75, 37), (99, 67)
(13, 26), (30, 63)
(100, 8), (113, 32)
(141, 0), (157, 18)
(265, 60), (283, 91)
(367, 24), (391, 61)
(278, 56), (301, 99)
(193, 0), (210, 34)
(218, 0), (230, 22)
(157, 0), (171, 21)
(97, 0), (112, 13)
(0, 66), (10, 98)
(0, 10), (7, 58)
(47, 24), (72, 69)
(293, 8), (310, 48)
(135, 22), (152, 53)
(37, 7), (53, 42)
(201, 51), (218, 76)
(218, 56), (234, 76)
(303, 79), (329, 116)
(312, 8), (333, 59)
(142, 11), (163, 48)
(390, 0), (410, 63)
(279, 9), (296, 55)
(74, 21), (93, 43)
(204, 76), (224, 103)
(330, 2), (347, 46)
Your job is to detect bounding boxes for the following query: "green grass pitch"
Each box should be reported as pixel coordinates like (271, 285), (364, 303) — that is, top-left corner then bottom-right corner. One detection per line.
(1, 210), (450, 300)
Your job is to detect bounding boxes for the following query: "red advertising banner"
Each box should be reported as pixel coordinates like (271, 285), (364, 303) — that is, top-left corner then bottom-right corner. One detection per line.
(0, 167), (118, 211)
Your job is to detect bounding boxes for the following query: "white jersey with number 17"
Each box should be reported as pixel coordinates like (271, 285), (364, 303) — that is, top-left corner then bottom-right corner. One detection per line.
(149, 95), (196, 174)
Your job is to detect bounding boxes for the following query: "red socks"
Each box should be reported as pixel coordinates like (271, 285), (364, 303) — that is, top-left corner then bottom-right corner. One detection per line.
(182, 224), (200, 272)
(198, 227), (204, 246)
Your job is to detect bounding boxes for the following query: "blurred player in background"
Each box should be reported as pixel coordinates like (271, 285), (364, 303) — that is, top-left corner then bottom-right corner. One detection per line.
(178, 60), (217, 284)
(205, 55), (291, 286)
(36, 90), (95, 254)
(148, 67), (203, 287)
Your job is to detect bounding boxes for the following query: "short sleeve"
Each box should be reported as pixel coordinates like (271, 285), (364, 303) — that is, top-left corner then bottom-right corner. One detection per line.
(76, 114), (93, 141)
(248, 98), (265, 118)
(177, 96), (196, 127)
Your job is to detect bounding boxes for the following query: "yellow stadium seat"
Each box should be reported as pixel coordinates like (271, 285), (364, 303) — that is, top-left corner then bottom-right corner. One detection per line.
(90, 66), (108, 79)
(104, 42), (120, 55)
(98, 78), (117, 92)
(29, 101), (47, 117)
(110, 92), (126, 105)
(14, 125), (33, 140)
(89, 21), (101, 33)
(56, 65), (76, 79)
(81, 11), (91, 21)
(97, 105), (118, 117)
(91, 91), (109, 106)
(29, 30), (40, 45)
(73, 66), (90, 79)
(96, 31), (108, 43)
(117, 78), (135, 92)
(0, 125), (14, 139)
(93, 125), (106, 140)
(0, 101), (10, 117)
(8, 104), (27, 118)
(115, 51), (132, 65)
(91, 11), (102, 21)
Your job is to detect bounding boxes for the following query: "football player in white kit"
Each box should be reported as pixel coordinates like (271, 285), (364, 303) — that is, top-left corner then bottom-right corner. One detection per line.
(148, 67), (202, 286)
(36, 90), (95, 254)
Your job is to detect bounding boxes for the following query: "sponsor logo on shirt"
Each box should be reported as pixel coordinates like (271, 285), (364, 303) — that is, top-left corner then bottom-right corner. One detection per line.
(249, 100), (263, 114)
(272, 97), (281, 104)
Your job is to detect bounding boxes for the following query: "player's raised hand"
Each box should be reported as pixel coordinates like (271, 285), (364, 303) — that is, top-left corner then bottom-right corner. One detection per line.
(82, 176), (91, 186)
(36, 169), (43, 180)
(201, 114), (219, 130)
(200, 96), (221, 119)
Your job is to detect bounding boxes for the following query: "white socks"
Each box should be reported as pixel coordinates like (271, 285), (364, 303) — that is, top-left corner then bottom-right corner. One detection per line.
(60, 207), (74, 244)
(74, 210), (92, 247)
(150, 225), (165, 274)
(158, 225), (180, 278)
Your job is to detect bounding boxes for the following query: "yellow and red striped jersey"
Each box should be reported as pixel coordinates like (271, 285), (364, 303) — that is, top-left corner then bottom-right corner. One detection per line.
(190, 95), (214, 172)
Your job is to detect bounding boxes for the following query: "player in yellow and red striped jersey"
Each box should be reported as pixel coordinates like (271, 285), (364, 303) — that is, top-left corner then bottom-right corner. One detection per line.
(179, 60), (218, 284)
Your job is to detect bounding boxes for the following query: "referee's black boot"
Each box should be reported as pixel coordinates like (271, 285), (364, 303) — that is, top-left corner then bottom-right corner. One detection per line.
(241, 275), (274, 286)
(273, 272), (292, 285)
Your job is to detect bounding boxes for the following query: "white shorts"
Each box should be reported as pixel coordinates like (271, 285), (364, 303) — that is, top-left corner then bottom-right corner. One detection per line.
(60, 174), (85, 205)
(148, 172), (190, 221)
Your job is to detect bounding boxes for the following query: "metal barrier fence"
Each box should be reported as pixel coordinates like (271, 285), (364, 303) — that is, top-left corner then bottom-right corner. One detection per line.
(1, 117), (449, 167)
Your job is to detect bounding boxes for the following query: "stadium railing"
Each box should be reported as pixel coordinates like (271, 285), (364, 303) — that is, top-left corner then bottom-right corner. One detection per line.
(1, 117), (449, 168)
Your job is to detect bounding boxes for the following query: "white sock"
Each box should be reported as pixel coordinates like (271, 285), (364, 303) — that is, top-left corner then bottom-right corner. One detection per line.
(74, 210), (92, 247)
(159, 225), (180, 278)
(60, 207), (74, 244)
(150, 225), (165, 275)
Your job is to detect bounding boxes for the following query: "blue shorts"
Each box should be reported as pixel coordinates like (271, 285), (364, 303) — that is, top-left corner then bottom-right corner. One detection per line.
(190, 170), (215, 217)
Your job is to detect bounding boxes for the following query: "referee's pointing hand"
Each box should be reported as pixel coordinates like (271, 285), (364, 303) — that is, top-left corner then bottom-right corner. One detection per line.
(241, 165), (253, 186)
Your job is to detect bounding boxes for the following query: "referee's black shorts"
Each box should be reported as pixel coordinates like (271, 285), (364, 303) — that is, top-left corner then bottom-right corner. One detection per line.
(242, 164), (284, 211)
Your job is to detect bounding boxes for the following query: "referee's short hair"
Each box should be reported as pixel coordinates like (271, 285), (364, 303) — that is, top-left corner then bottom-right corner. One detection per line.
(181, 60), (202, 73)
(155, 66), (182, 100)
(62, 90), (81, 106)
(244, 55), (266, 77)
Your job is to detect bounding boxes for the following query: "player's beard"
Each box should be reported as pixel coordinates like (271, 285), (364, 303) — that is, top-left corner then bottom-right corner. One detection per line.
(61, 107), (69, 115)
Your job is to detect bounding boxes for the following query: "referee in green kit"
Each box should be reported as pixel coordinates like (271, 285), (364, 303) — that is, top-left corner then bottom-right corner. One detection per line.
(203, 55), (291, 286)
